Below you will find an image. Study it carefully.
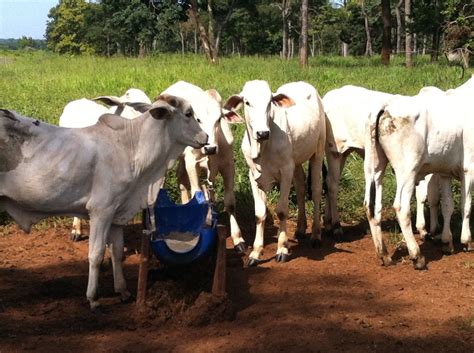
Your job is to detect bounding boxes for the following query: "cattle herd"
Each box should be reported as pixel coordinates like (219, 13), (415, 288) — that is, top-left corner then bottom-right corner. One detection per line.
(0, 76), (473, 310)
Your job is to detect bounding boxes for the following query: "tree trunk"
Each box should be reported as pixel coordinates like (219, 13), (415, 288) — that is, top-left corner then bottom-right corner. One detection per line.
(405, 0), (413, 67)
(189, 0), (216, 63)
(179, 29), (185, 55)
(430, 0), (440, 62)
(342, 42), (349, 57)
(299, 0), (309, 67)
(395, 0), (403, 54)
(381, 0), (391, 65)
(281, 0), (291, 59)
(194, 29), (198, 54)
(422, 35), (426, 55)
(362, 3), (373, 56)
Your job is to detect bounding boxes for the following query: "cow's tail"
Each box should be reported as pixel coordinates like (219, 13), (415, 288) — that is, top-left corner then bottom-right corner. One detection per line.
(307, 161), (328, 200)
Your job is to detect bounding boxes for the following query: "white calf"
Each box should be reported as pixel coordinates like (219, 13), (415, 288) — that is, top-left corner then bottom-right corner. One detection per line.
(161, 81), (245, 252)
(224, 81), (326, 265)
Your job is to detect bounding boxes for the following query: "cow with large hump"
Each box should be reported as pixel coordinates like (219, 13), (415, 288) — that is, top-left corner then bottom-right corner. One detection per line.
(0, 95), (208, 310)
(323, 85), (451, 243)
(59, 88), (152, 241)
(224, 80), (326, 266)
(364, 83), (474, 270)
(160, 81), (246, 253)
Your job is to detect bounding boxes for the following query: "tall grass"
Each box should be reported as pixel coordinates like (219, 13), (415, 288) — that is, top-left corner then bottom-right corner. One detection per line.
(0, 51), (471, 228)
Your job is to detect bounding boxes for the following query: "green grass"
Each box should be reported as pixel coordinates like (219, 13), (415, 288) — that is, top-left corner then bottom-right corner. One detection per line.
(0, 51), (472, 228)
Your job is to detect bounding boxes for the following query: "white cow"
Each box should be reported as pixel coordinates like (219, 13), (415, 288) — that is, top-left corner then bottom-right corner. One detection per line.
(224, 81), (326, 265)
(59, 88), (152, 240)
(365, 86), (474, 269)
(161, 81), (246, 252)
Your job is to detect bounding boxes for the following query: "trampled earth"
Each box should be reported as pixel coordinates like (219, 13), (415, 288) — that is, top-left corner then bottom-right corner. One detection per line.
(0, 217), (472, 353)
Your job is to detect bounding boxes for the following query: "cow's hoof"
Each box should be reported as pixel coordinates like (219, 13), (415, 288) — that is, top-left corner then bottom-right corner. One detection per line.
(381, 256), (394, 266)
(276, 253), (290, 263)
(413, 256), (427, 270)
(90, 303), (103, 314)
(247, 257), (261, 267)
(463, 242), (474, 252)
(234, 242), (247, 254)
(295, 231), (306, 242)
(441, 243), (454, 255)
(70, 233), (82, 242)
(120, 293), (134, 304)
(310, 238), (322, 248)
(332, 225), (343, 241)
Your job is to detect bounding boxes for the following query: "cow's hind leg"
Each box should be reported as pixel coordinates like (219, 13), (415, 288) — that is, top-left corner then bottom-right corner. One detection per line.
(438, 177), (454, 254)
(460, 171), (474, 251)
(394, 172), (426, 269)
(108, 225), (131, 302)
(248, 171), (267, 266)
(71, 217), (83, 241)
(325, 152), (346, 239)
(293, 164), (307, 241)
(310, 154), (323, 248)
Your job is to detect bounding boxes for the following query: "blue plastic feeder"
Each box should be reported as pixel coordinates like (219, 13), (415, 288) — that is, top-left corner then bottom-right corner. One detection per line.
(150, 189), (218, 265)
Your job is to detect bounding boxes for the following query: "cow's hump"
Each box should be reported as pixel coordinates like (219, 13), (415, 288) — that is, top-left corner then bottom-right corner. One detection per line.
(98, 113), (128, 131)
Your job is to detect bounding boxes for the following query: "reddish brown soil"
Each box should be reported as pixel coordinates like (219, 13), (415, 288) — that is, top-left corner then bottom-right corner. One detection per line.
(0, 218), (472, 353)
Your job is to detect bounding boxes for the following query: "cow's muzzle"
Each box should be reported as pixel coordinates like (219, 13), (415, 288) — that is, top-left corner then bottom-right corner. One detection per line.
(203, 145), (217, 155)
(194, 132), (209, 148)
(256, 130), (270, 141)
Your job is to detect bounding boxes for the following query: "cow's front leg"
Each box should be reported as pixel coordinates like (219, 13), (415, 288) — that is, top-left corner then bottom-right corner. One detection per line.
(293, 164), (307, 240)
(275, 167), (294, 262)
(221, 162), (246, 253)
(87, 213), (112, 310)
(108, 225), (131, 302)
(177, 158), (191, 203)
(310, 154), (324, 248)
(70, 217), (83, 242)
(248, 170), (267, 266)
(415, 177), (429, 239)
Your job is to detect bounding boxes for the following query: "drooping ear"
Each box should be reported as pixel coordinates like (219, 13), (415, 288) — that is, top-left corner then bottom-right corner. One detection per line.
(271, 93), (295, 108)
(206, 89), (222, 103)
(124, 102), (153, 113)
(148, 102), (173, 120)
(93, 96), (122, 107)
(222, 108), (244, 124)
(154, 94), (180, 109)
(223, 95), (243, 111)
(0, 109), (19, 122)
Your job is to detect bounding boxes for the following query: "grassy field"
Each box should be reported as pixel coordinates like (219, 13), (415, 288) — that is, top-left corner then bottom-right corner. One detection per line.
(0, 51), (471, 230)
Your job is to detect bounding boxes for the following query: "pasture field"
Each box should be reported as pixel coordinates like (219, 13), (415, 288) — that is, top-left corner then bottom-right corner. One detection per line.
(0, 52), (473, 353)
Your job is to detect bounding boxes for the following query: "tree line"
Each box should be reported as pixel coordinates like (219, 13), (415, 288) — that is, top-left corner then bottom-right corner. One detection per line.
(45, 0), (472, 66)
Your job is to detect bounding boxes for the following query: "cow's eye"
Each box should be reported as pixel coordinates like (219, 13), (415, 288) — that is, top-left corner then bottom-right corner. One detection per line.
(197, 118), (202, 123)
(245, 101), (250, 106)
(185, 111), (193, 118)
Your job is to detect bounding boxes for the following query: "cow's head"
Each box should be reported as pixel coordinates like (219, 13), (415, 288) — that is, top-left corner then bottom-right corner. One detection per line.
(223, 80), (294, 159)
(152, 94), (208, 149)
(194, 88), (223, 156)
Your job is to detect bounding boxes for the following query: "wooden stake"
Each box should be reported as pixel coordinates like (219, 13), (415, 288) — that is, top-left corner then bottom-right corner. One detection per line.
(137, 209), (152, 307)
(212, 224), (227, 297)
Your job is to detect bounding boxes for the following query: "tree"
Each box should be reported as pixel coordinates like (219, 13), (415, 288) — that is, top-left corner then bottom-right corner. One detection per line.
(380, 0), (391, 65)
(405, 0), (413, 67)
(299, 0), (309, 67)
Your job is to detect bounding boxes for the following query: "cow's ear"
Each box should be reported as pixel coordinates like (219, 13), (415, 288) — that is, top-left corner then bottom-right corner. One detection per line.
(94, 96), (122, 107)
(222, 108), (244, 124)
(206, 89), (222, 103)
(124, 102), (153, 113)
(223, 95), (243, 111)
(155, 94), (180, 109)
(148, 102), (172, 120)
(272, 93), (295, 108)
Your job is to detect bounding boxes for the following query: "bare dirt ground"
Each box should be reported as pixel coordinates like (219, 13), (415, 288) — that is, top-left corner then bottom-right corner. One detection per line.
(0, 217), (472, 353)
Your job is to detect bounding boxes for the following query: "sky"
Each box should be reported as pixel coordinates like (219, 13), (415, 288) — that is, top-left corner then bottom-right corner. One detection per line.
(0, 0), (59, 39)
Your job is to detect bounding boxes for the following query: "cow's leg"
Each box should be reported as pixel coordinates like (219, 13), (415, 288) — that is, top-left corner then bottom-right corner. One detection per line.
(177, 158), (191, 203)
(460, 171), (474, 251)
(220, 162), (246, 253)
(438, 177), (454, 254)
(325, 151), (346, 239)
(184, 153), (201, 197)
(275, 166), (295, 262)
(293, 164), (307, 240)
(86, 214), (112, 310)
(310, 154), (323, 248)
(363, 150), (391, 266)
(415, 177), (429, 239)
(71, 217), (83, 241)
(108, 225), (131, 302)
(248, 170), (267, 266)
(393, 172), (426, 269)
(427, 174), (441, 238)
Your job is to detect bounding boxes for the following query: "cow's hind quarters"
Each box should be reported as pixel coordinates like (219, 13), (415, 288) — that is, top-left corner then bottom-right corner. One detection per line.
(247, 257), (262, 267)
(441, 242), (454, 255)
(276, 252), (290, 263)
(234, 242), (247, 254)
(413, 255), (427, 270)
(381, 255), (395, 267)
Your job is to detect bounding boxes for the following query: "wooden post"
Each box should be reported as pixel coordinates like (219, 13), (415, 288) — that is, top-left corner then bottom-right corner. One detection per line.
(136, 209), (152, 307)
(211, 224), (227, 297)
